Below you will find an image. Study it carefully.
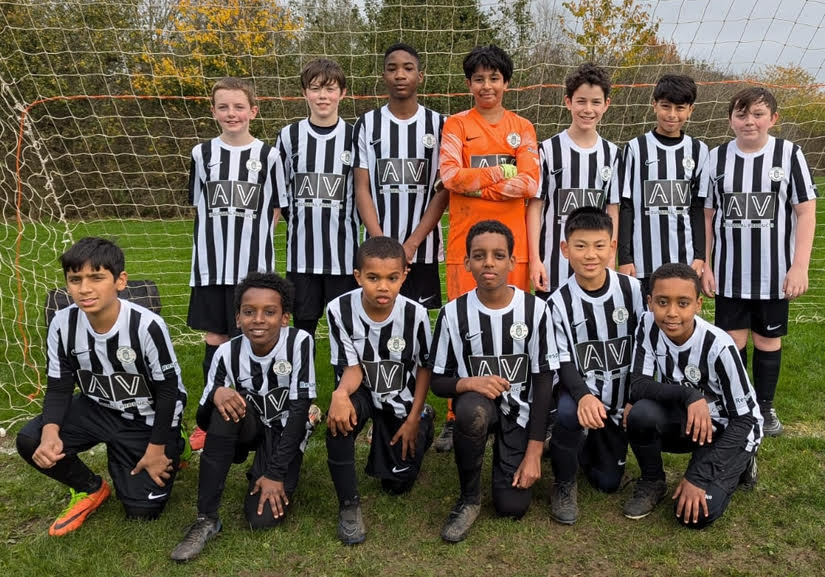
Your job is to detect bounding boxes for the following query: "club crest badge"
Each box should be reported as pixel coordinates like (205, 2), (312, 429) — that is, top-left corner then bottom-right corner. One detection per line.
(246, 158), (262, 173)
(116, 346), (137, 364)
(510, 322), (529, 341)
(272, 360), (292, 376)
(506, 132), (521, 148)
(682, 157), (695, 173)
(769, 166), (785, 182)
(387, 336), (406, 353)
(340, 150), (352, 166)
(600, 166), (613, 182)
(612, 307), (629, 324)
(684, 364), (702, 384)
(422, 133), (436, 149)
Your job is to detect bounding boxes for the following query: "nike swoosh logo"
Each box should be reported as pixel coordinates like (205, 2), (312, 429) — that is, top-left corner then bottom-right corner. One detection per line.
(465, 135), (480, 141)
(147, 491), (168, 500)
(766, 324), (783, 331)
(711, 174), (725, 183)
(617, 459), (627, 466)
(369, 139), (381, 146)
(550, 167), (564, 176)
(573, 319), (588, 328)
(645, 159), (658, 166)
(418, 295), (434, 304)
(392, 465), (410, 474)
(464, 331), (482, 340)
(207, 161), (221, 168)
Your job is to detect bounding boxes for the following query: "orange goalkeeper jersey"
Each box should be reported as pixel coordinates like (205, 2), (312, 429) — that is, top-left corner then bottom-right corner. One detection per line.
(440, 107), (539, 265)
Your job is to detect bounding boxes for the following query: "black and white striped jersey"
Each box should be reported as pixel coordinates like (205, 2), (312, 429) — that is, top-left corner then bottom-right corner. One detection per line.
(326, 289), (431, 419)
(200, 327), (316, 434)
(703, 136), (818, 299)
(354, 105), (445, 263)
(549, 270), (646, 423)
(632, 312), (762, 451)
(47, 300), (186, 427)
(275, 118), (360, 275)
(621, 132), (709, 277)
(538, 130), (621, 292)
(428, 288), (559, 428)
(189, 137), (281, 286)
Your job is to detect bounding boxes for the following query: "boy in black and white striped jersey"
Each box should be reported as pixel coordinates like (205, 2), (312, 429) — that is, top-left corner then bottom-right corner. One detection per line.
(702, 87), (818, 436)
(325, 237), (435, 545)
(623, 263), (762, 527)
(274, 59), (360, 338)
(546, 207), (646, 525)
(429, 220), (558, 543)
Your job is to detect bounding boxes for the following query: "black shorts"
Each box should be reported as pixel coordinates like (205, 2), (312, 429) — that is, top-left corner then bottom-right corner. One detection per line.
(19, 394), (183, 510)
(579, 420), (628, 480)
(714, 295), (789, 338)
(400, 263), (442, 309)
(287, 272), (358, 323)
(187, 285), (241, 337)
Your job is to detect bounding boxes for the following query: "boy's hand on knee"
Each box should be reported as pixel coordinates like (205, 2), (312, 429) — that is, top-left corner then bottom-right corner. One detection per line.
(327, 389), (357, 436)
(463, 376), (510, 399)
(673, 478), (708, 525)
(132, 443), (172, 486)
(577, 394), (607, 429)
(251, 476), (287, 518)
(685, 399), (713, 445)
(512, 440), (542, 489)
(214, 387), (247, 423)
(391, 415), (420, 461)
(33, 424), (64, 469)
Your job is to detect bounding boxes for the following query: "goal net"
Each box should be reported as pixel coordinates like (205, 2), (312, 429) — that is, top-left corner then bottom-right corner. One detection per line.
(1, 0), (823, 428)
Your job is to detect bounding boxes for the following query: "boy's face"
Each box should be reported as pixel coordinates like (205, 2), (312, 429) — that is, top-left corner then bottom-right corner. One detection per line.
(236, 287), (288, 356)
(730, 99), (778, 151)
(560, 228), (615, 289)
(383, 50), (422, 101)
(648, 277), (702, 346)
(65, 263), (126, 318)
(652, 99), (694, 138)
(565, 83), (609, 134)
(303, 78), (345, 124)
(212, 88), (258, 139)
(354, 256), (407, 316)
(464, 232), (515, 291)
(466, 66), (507, 110)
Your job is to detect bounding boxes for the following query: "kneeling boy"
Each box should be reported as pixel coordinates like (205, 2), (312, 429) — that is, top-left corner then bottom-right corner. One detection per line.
(171, 272), (316, 561)
(17, 237), (187, 535)
(325, 236), (435, 545)
(429, 220), (557, 543)
(547, 207), (645, 524)
(624, 263), (762, 528)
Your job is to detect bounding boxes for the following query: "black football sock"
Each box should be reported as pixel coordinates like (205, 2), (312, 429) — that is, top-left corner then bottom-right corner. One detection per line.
(753, 348), (782, 404)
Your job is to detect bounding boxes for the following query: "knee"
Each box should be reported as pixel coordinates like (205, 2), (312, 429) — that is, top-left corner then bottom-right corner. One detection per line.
(454, 394), (492, 437)
(245, 495), (286, 530)
(555, 395), (581, 432)
(493, 488), (531, 520)
(587, 468), (623, 494)
(16, 431), (39, 461)
(626, 399), (662, 434)
(124, 504), (163, 520)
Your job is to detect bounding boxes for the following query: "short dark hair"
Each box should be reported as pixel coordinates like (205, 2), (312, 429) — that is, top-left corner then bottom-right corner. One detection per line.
(462, 45), (513, 83)
(728, 86), (778, 118)
(565, 62), (611, 100)
(653, 74), (698, 105)
(356, 236), (406, 270)
(384, 43), (420, 68)
(466, 219), (514, 256)
(649, 263), (701, 297)
(564, 206), (613, 239)
(60, 237), (125, 279)
(234, 271), (295, 315)
(300, 58), (347, 91)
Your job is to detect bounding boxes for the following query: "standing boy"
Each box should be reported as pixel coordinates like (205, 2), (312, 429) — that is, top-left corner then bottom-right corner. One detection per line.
(325, 236), (435, 545)
(187, 77), (282, 449)
(171, 272), (316, 562)
(354, 43), (448, 309)
(429, 220), (557, 543)
(437, 44), (540, 452)
(275, 59), (360, 337)
(702, 87), (817, 435)
(547, 207), (645, 525)
(17, 237), (187, 535)
(527, 63), (621, 300)
(624, 263), (762, 527)
(618, 74), (709, 294)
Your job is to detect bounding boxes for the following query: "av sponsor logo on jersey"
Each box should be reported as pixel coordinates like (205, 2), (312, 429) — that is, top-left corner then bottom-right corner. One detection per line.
(77, 370), (153, 410)
(468, 354), (529, 385)
(557, 188), (606, 217)
(470, 155), (516, 168)
(722, 192), (776, 223)
(245, 387), (290, 424)
(206, 180), (262, 215)
(376, 158), (430, 187)
(643, 180), (691, 209)
(361, 360), (405, 394)
(294, 172), (347, 204)
(573, 336), (632, 374)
